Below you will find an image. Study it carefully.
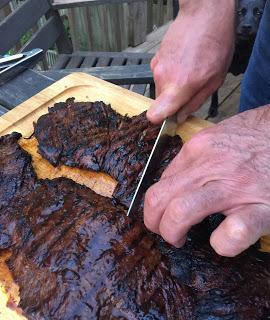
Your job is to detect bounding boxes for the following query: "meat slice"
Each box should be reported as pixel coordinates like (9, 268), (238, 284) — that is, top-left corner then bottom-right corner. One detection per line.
(0, 132), (36, 209)
(0, 133), (36, 249)
(5, 179), (270, 320)
(34, 98), (182, 206)
(7, 178), (195, 320)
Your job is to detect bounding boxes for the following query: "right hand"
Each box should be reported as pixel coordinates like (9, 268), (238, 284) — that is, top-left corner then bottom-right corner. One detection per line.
(147, 0), (236, 124)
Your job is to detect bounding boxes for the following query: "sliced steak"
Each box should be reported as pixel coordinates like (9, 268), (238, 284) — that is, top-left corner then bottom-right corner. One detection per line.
(0, 133), (269, 319)
(34, 98), (182, 206)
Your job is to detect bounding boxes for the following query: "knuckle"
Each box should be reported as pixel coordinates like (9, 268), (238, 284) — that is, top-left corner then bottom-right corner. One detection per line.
(153, 63), (164, 81)
(210, 233), (238, 258)
(143, 214), (155, 232)
(159, 226), (179, 247)
(182, 133), (207, 154)
(212, 242), (236, 257)
(225, 216), (250, 245)
(145, 186), (161, 211)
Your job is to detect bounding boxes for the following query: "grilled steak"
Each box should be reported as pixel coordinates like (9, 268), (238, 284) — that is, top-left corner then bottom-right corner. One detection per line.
(0, 109), (270, 319)
(0, 135), (270, 319)
(34, 98), (181, 207)
(0, 133), (36, 249)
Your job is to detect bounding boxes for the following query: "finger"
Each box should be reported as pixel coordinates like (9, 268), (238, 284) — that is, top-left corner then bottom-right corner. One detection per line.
(157, 183), (233, 247)
(210, 204), (270, 257)
(144, 170), (202, 233)
(144, 166), (223, 233)
(161, 132), (210, 179)
(147, 85), (198, 124)
(161, 150), (192, 180)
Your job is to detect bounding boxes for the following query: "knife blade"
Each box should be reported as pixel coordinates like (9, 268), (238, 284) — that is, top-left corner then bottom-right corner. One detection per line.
(127, 115), (178, 216)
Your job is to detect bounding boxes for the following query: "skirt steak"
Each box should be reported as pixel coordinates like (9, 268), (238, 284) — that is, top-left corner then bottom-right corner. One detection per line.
(0, 102), (269, 319)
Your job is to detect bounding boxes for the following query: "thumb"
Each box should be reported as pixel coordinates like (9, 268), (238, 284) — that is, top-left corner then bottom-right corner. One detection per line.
(147, 85), (195, 124)
(210, 204), (270, 257)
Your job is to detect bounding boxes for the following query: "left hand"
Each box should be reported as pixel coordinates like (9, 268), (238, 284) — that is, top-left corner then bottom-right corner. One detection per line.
(144, 106), (270, 257)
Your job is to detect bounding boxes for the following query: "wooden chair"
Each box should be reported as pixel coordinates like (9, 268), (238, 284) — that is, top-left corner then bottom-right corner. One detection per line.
(0, 0), (154, 99)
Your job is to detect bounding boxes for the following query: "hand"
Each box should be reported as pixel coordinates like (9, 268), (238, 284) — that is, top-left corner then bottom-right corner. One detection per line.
(147, 0), (235, 124)
(144, 106), (270, 257)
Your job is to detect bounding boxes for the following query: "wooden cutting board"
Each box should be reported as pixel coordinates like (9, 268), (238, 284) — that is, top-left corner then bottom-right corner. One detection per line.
(0, 73), (269, 319)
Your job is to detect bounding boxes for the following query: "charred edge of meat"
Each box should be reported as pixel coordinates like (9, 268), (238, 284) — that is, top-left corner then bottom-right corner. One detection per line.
(34, 99), (183, 207)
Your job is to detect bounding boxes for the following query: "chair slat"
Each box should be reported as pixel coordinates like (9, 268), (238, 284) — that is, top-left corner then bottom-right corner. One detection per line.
(21, 16), (64, 54)
(64, 55), (84, 68)
(95, 57), (112, 67)
(110, 57), (126, 66)
(132, 58), (151, 95)
(0, 0), (10, 10)
(122, 57), (141, 89)
(79, 56), (98, 68)
(51, 54), (70, 69)
(0, 0), (51, 54)
(73, 51), (153, 60)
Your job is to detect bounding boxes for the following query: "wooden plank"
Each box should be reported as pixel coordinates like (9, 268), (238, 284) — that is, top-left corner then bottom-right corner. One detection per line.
(65, 55), (84, 68)
(51, 54), (70, 69)
(122, 56), (140, 89)
(210, 85), (241, 123)
(80, 56), (98, 68)
(0, 0), (51, 54)
(0, 105), (8, 115)
(128, 0), (147, 47)
(69, 51), (153, 59)
(110, 56), (126, 66)
(194, 74), (242, 121)
(21, 16), (64, 53)
(95, 56), (111, 67)
(42, 64), (154, 84)
(124, 22), (170, 53)
(0, 0), (10, 10)
(163, 0), (173, 23)
(107, 3), (126, 51)
(147, 0), (153, 33)
(132, 57), (151, 95)
(0, 69), (55, 109)
(67, 8), (81, 51)
(52, 0), (144, 9)
(45, 9), (73, 54)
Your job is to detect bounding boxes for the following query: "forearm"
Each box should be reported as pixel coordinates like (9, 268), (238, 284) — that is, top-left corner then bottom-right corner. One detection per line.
(179, 0), (236, 15)
(177, 0), (236, 56)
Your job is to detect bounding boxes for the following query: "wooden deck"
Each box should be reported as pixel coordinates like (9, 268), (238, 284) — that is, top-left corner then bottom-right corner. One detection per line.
(125, 22), (242, 123)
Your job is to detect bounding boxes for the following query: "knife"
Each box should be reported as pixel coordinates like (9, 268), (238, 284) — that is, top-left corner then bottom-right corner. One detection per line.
(127, 115), (178, 216)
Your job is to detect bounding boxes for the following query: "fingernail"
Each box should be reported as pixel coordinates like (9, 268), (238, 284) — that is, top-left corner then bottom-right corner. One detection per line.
(147, 107), (162, 123)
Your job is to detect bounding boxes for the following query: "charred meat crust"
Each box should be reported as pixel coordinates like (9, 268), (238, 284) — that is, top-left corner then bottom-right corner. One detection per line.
(34, 98), (182, 207)
(0, 113), (269, 319)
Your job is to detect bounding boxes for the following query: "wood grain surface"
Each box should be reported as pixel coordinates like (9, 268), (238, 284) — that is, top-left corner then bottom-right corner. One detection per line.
(0, 73), (268, 319)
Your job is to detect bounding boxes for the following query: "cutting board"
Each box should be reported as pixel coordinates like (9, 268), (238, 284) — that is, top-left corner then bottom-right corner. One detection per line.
(0, 73), (269, 319)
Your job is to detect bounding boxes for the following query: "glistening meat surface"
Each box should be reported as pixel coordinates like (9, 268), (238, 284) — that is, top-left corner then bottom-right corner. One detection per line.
(34, 98), (181, 207)
(0, 105), (270, 319)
